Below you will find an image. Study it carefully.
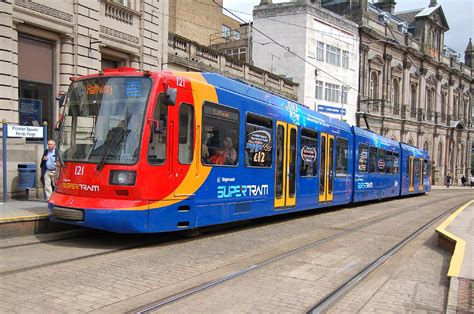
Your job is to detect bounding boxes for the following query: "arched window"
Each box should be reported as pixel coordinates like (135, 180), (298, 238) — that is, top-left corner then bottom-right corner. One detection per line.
(426, 88), (433, 120)
(392, 78), (400, 112)
(423, 141), (429, 151)
(437, 142), (443, 167)
(441, 93), (446, 120)
(410, 84), (417, 116)
(370, 71), (378, 100)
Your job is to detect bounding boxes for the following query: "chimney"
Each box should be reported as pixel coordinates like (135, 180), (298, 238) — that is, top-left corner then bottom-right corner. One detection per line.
(374, 0), (396, 14)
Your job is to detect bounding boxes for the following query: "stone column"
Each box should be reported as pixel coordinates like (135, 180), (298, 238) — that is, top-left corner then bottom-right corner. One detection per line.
(418, 67), (427, 119)
(401, 58), (411, 118)
(0, 1), (16, 123)
(59, 35), (75, 92)
(435, 73), (442, 122)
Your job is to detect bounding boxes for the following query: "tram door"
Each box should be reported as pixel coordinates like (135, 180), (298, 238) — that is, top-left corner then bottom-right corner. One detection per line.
(319, 133), (334, 203)
(418, 158), (424, 190)
(408, 156), (414, 192)
(274, 122), (297, 209)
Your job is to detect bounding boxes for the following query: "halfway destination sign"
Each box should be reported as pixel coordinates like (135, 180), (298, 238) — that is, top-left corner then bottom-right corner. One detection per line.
(7, 125), (44, 138)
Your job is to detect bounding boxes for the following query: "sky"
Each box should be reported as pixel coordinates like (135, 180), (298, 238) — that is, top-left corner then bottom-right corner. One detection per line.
(223, 0), (473, 58)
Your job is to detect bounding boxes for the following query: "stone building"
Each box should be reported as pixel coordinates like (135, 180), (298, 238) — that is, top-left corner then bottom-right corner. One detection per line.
(252, 0), (360, 126)
(0, 0), (168, 198)
(169, 0), (240, 47)
(324, 0), (473, 184)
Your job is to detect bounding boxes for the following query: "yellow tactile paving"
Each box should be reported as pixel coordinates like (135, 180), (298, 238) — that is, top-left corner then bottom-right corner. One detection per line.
(436, 199), (474, 278)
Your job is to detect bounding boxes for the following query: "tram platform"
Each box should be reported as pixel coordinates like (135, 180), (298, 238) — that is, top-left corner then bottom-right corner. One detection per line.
(436, 199), (474, 313)
(0, 199), (76, 239)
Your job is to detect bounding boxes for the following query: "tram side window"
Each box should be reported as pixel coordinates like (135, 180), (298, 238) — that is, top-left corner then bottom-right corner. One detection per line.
(423, 160), (429, 177)
(178, 103), (194, 164)
(393, 152), (399, 174)
(377, 148), (385, 174)
(336, 138), (348, 177)
(385, 151), (393, 174)
(147, 94), (168, 165)
(300, 128), (318, 177)
(245, 113), (272, 168)
(369, 146), (377, 173)
(202, 102), (239, 166)
(358, 143), (368, 173)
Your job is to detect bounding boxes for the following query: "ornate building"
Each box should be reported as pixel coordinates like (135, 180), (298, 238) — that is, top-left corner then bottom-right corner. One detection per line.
(324, 0), (473, 184)
(0, 0), (168, 197)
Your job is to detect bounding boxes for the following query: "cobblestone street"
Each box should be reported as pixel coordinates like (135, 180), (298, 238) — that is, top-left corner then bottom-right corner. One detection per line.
(0, 190), (472, 313)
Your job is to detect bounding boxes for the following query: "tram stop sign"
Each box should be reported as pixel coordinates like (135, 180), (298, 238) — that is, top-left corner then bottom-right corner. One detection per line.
(6, 125), (44, 138)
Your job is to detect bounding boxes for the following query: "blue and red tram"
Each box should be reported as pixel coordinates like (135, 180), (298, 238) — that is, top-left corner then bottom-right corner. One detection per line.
(50, 68), (430, 233)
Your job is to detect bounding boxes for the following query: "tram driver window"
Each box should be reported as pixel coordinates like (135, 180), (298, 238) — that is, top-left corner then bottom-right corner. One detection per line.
(300, 128), (318, 177)
(147, 94), (168, 165)
(245, 113), (272, 168)
(358, 144), (368, 173)
(202, 102), (239, 166)
(369, 146), (377, 173)
(336, 138), (348, 177)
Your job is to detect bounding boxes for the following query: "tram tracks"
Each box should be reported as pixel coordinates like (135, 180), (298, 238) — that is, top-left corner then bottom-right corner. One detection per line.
(130, 195), (467, 313)
(0, 195), (437, 278)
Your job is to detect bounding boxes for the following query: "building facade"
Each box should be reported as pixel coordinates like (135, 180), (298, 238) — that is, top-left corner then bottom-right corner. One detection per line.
(252, 0), (360, 125)
(0, 0), (168, 197)
(324, 0), (473, 184)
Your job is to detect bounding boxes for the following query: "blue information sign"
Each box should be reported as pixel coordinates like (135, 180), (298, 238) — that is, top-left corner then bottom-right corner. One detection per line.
(318, 104), (346, 115)
(19, 98), (42, 126)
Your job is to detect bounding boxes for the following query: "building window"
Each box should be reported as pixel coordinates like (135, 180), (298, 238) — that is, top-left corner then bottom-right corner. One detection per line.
(18, 35), (54, 139)
(325, 83), (340, 102)
(222, 25), (231, 38)
(342, 51), (349, 69)
(226, 47), (246, 61)
(315, 80), (324, 100)
(233, 30), (240, 40)
(370, 72), (378, 100)
(341, 86), (348, 104)
(392, 78), (399, 110)
(410, 84), (417, 114)
(326, 44), (341, 66)
(317, 42), (325, 61)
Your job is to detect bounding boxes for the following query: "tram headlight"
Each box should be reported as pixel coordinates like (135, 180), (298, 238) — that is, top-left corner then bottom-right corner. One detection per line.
(109, 170), (136, 186)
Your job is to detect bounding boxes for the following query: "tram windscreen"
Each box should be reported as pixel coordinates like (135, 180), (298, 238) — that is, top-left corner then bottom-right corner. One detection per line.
(58, 77), (152, 166)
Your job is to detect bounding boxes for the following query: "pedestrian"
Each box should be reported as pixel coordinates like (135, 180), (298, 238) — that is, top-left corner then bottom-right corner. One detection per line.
(40, 140), (58, 200)
(445, 173), (452, 188)
(460, 175), (466, 187)
(470, 176), (474, 188)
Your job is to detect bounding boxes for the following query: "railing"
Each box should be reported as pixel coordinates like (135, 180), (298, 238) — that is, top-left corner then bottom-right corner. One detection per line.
(105, 1), (134, 25)
(167, 33), (298, 100)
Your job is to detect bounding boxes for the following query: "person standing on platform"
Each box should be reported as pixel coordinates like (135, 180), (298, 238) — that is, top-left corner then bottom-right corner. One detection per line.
(445, 173), (452, 188)
(40, 140), (58, 200)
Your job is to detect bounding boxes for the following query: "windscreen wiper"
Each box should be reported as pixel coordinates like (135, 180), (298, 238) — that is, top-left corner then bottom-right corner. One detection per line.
(96, 127), (130, 171)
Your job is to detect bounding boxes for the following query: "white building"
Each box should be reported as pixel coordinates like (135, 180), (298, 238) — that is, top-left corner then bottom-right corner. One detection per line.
(252, 0), (359, 125)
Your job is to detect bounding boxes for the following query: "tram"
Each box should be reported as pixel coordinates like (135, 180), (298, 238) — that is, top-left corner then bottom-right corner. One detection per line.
(49, 67), (430, 233)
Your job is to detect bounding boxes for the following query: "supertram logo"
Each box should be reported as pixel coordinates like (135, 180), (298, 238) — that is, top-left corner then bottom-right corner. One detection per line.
(217, 184), (269, 199)
(63, 182), (100, 192)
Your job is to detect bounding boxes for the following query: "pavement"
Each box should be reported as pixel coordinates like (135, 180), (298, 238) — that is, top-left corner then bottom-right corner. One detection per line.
(436, 199), (474, 313)
(0, 186), (472, 312)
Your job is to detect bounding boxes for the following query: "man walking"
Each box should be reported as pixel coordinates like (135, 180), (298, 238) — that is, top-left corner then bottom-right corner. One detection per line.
(40, 140), (58, 200)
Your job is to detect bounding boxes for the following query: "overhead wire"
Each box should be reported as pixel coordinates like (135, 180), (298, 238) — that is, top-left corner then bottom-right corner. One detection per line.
(211, 0), (361, 94)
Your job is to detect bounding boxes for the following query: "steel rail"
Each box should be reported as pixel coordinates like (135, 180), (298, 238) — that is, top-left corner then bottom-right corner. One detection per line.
(306, 201), (465, 314)
(132, 196), (459, 314)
